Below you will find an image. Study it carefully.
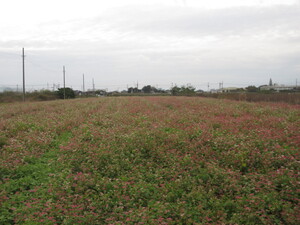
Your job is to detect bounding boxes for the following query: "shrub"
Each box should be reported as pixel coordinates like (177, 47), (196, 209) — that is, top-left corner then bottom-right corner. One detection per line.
(56, 88), (75, 99)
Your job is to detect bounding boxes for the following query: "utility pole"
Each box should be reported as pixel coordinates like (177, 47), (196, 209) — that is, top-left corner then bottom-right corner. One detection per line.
(83, 74), (85, 94)
(22, 48), (25, 102)
(92, 78), (95, 94)
(207, 82), (210, 92)
(219, 82), (224, 90)
(63, 66), (66, 99)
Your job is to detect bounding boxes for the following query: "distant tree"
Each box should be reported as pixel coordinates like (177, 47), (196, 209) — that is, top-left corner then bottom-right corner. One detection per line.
(180, 85), (195, 95)
(128, 87), (140, 93)
(128, 87), (133, 93)
(142, 85), (158, 93)
(95, 90), (106, 95)
(171, 86), (181, 95)
(142, 85), (152, 93)
(171, 85), (195, 95)
(56, 88), (75, 99)
(156, 88), (167, 93)
(246, 86), (259, 92)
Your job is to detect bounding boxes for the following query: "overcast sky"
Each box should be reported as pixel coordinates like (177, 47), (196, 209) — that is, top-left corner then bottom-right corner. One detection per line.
(1, 0), (300, 91)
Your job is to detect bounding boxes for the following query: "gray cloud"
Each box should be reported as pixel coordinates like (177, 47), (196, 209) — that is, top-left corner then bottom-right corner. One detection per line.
(1, 3), (299, 90)
(3, 4), (299, 50)
(103, 4), (300, 38)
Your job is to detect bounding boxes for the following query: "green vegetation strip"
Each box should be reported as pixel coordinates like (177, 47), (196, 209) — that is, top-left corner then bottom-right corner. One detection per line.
(0, 132), (72, 224)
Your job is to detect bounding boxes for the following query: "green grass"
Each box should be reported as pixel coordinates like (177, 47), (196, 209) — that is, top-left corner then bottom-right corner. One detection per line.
(0, 131), (72, 224)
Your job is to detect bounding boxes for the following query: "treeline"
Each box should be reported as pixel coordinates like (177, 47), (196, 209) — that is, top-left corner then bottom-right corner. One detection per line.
(127, 84), (300, 95)
(1, 85), (300, 104)
(0, 88), (76, 103)
(125, 85), (196, 95)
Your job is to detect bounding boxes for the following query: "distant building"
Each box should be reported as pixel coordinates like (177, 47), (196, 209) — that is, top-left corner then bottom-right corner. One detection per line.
(196, 89), (204, 93)
(221, 87), (243, 93)
(259, 84), (295, 91)
(259, 79), (296, 91)
(209, 89), (219, 93)
(74, 90), (83, 96)
(269, 78), (273, 86)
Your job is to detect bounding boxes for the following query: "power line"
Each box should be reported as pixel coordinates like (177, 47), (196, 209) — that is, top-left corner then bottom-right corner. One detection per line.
(0, 84), (50, 87)
(0, 51), (20, 58)
(26, 58), (61, 73)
